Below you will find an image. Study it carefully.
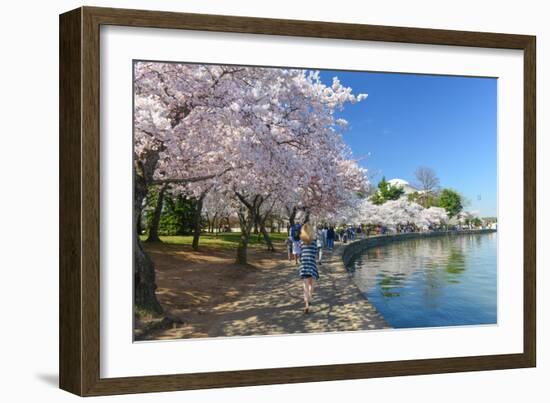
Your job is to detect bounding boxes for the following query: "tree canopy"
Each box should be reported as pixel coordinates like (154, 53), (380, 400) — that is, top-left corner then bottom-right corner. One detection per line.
(369, 177), (405, 205)
(438, 188), (463, 218)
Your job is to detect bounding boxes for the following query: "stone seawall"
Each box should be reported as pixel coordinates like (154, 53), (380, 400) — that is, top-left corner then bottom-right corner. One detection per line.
(341, 229), (497, 267)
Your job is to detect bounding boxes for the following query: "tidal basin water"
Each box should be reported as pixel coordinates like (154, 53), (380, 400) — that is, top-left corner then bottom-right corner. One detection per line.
(346, 233), (497, 328)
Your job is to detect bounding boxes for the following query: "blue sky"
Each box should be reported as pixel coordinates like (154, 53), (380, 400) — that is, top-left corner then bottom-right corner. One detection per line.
(319, 70), (497, 217)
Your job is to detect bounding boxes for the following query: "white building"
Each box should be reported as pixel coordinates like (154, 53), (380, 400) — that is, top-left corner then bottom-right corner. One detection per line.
(387, 178), (419, 196)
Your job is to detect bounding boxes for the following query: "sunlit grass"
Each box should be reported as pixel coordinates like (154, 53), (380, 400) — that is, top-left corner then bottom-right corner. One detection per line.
(140, 231), (288, 249)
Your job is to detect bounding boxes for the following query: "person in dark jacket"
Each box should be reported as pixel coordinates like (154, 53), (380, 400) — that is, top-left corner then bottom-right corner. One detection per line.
(326, 226), (335, 250)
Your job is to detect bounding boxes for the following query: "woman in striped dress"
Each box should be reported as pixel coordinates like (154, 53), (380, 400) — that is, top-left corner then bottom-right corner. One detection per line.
(298, 224), (319, 313)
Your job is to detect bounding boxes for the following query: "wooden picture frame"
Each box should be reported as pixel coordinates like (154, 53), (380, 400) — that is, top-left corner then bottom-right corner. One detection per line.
(59, 6), (536, 396)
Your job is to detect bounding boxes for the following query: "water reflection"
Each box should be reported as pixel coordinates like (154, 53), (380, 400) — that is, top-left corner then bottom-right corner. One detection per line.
(347, 233), (497, 328)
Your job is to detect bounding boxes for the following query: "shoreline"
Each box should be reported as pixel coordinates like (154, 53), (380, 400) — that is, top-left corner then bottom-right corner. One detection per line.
(338, 229), (497, 328)
(342, 229), (497, 266)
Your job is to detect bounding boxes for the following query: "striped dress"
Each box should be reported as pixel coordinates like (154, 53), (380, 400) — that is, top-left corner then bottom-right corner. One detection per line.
(298, 241), (319, 280)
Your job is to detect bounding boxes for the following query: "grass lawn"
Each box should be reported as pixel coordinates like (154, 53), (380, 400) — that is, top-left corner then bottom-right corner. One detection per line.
(140, 231), (288, 249)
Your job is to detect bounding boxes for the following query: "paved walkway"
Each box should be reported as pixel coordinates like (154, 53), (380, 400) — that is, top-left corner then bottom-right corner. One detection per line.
(205, 245), (389, 337)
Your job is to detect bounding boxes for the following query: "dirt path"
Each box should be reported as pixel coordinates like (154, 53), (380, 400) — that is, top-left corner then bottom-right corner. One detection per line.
(139, 242), (388, 340)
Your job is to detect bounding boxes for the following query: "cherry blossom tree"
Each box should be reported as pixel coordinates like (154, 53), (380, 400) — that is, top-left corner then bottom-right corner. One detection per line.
(356, 199), (384, 227)
(202, 190), (236, 234)
(457, 211), (479, 228)
(376, 199), (424, 230)
(190, 70), (369, 264)
(133, 62), (369, 312)
(420, 206), (448, 230)
(352, 198), (448, 232)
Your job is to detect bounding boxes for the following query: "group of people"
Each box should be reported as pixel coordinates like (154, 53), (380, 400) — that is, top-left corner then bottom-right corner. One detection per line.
(286, 224), (338, 265)
(284, 222), (404, 313)
(336, 226), (365, 243)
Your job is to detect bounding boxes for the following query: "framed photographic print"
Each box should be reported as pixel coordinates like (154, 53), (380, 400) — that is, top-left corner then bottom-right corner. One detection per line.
(59, 6), (536, 396)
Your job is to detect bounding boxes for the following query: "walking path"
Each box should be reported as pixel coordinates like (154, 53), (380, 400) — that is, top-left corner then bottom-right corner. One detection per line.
(141, 242), (389, 340)
(204, 244), (388, 337)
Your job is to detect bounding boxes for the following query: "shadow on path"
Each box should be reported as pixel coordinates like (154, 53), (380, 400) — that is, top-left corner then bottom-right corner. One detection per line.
(150, 244), (388, 339)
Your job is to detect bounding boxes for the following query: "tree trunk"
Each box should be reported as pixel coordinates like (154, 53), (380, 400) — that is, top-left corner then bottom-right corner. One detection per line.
(256, 201), (275, 252)
(259, 222), (275, 251)
(192, 192), (206, 251)
(204, 212), (210, 233)
(136, 210), (143, 236)
(134, 233), (163, 314)
(211, 213), (218, 233)
(303, 208), (311, 224)
(287, 206), (297, 226)
(134, 154), (163, 315)
(235, 194), (260, 265)
(236, 208), (255, 265)
(146, 183), (168, 243)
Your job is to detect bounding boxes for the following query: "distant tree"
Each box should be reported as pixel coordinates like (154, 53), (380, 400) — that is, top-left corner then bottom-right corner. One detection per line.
(414, 166), (440, 207)
(369, 177), (405, 205)
(407, 191), (439, 208)
(438, 188), (463, 218)
(155, 194), (199, 236)
(472, 217), (483, 228)
(369, 192), (384, 205)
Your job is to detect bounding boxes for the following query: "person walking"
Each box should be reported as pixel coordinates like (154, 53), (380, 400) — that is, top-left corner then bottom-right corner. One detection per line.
(286, 225), (293, 261)
(316, 226), (324, 265)
(326, 226), (335, 250)
(290, 223), (302, 265)
(298, 224), (319, 313)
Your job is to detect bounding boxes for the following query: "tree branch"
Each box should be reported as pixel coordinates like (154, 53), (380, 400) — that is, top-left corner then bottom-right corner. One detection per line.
(150, 166), (232, 185)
